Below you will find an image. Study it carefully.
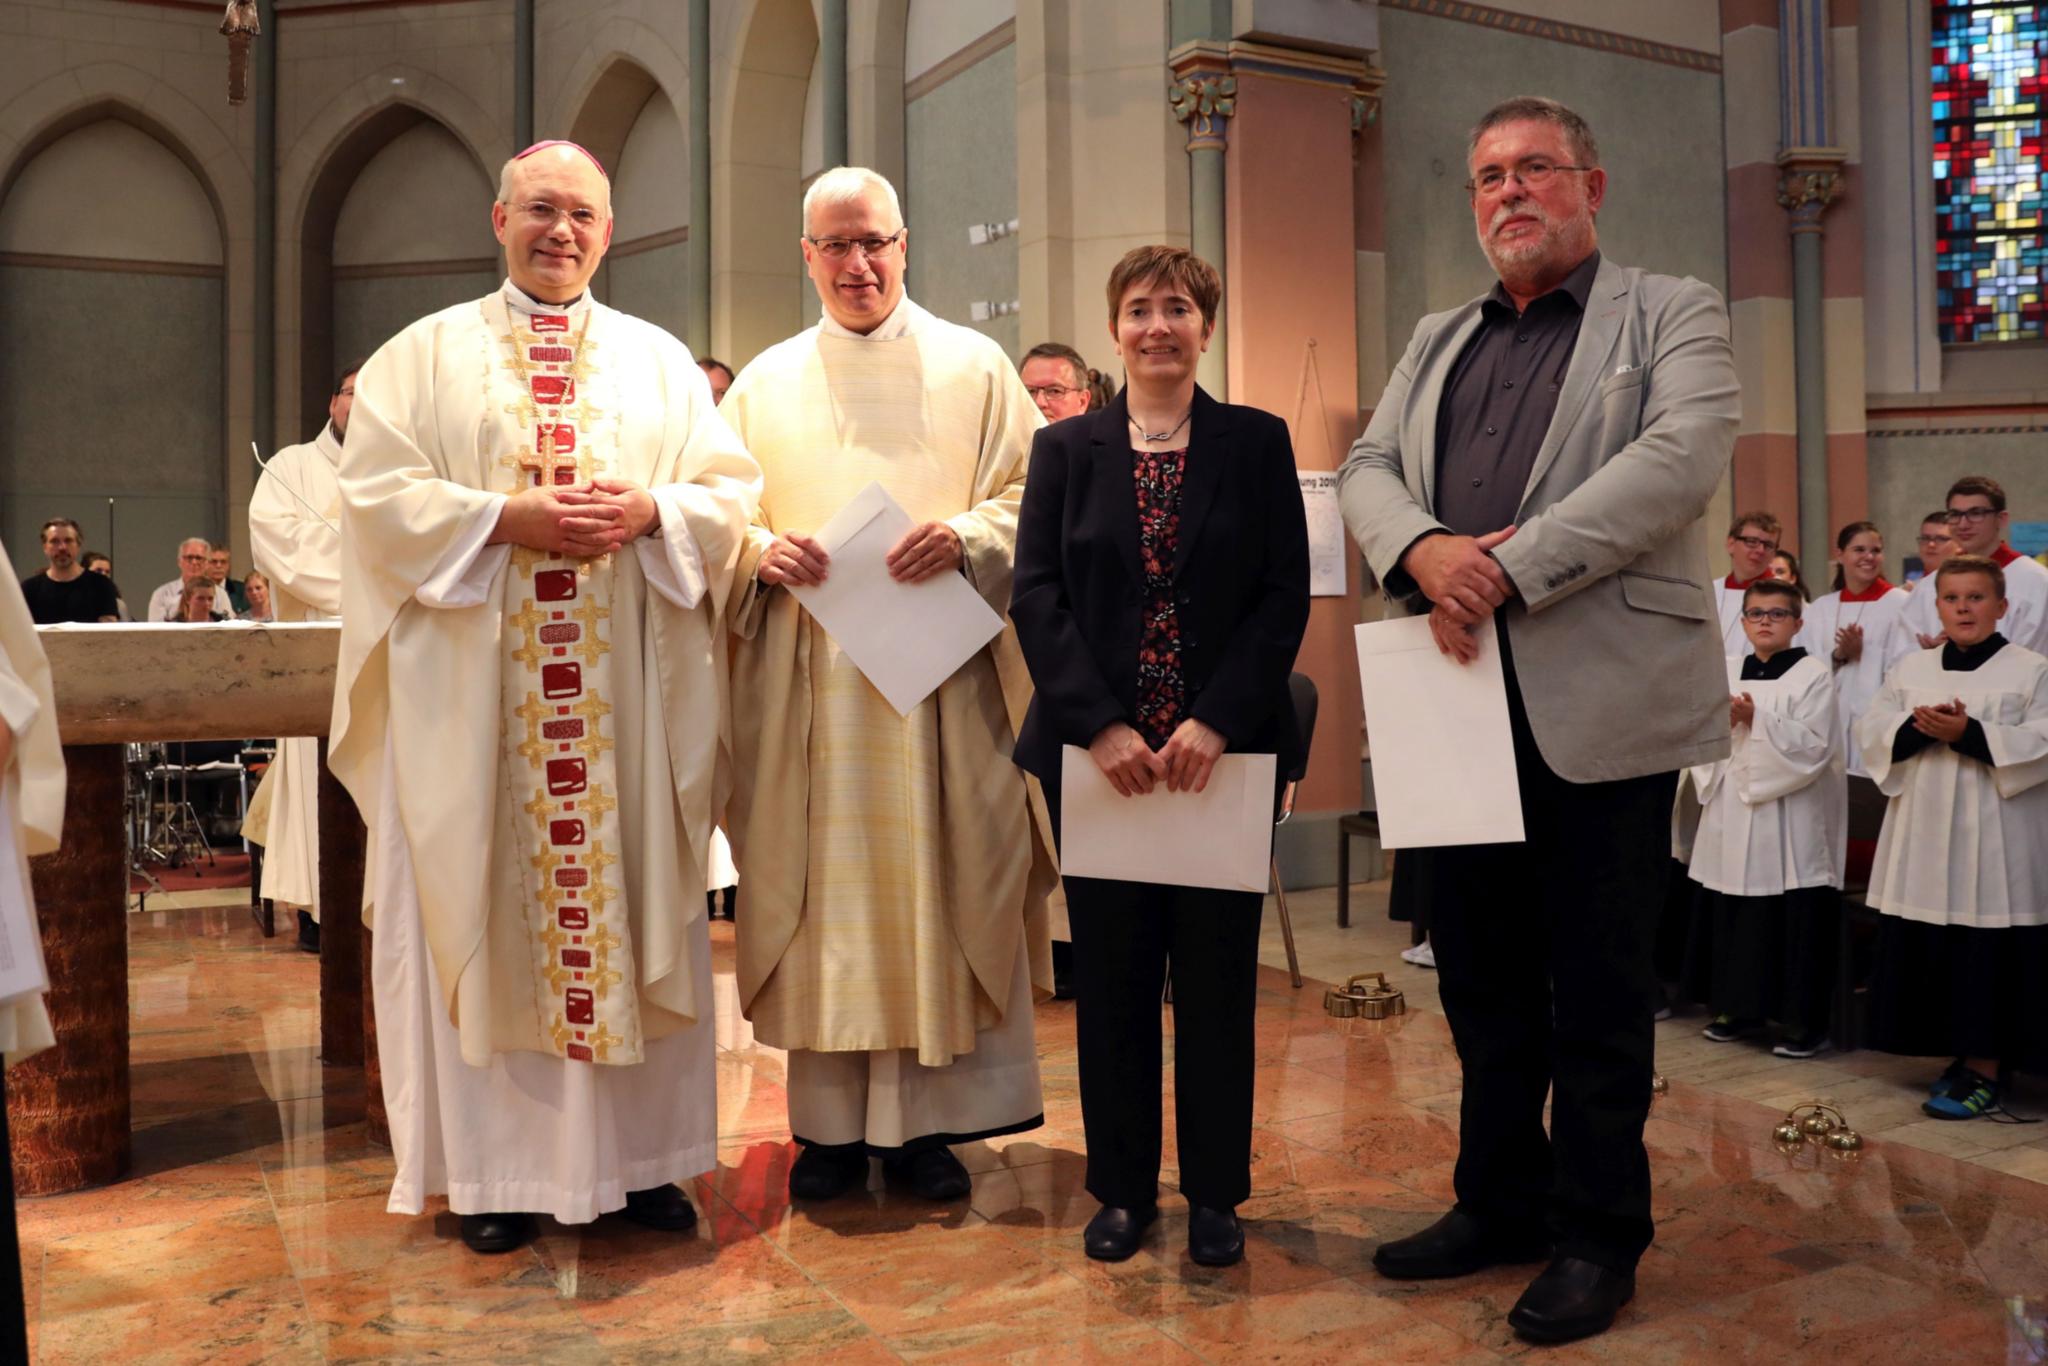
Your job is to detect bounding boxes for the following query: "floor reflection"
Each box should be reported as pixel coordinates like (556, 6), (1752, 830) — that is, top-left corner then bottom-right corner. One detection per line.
(9, 902), (2044, 1362)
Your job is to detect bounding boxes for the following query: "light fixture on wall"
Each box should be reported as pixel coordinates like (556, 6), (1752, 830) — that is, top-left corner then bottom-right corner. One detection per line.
(969, 300), (1021, 322)
(967, 218), (1020, 246)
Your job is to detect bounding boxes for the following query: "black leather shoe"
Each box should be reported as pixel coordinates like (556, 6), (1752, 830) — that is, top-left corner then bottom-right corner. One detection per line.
(789, 1145), (868, 1201)
(1082, 1204), (1156, 1261)
(883, 1147), (972, 1201)
(296, 910), (320, 954)
(1371, 1208), (1549, 1280)
(1507, 1256), (1635, 1344)
(1187, 1206), (1245, 1267)
(459, 1212), (534, 1254)
(622, 1184), (699, 1231)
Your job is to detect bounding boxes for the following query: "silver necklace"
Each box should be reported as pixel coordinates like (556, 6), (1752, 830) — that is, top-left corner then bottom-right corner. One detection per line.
(1129, 409), (1191, 444)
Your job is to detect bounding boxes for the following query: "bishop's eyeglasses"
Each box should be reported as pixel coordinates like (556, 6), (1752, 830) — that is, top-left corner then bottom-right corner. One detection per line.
(805, 230), (905, 260)
(510, 200), (604, 231)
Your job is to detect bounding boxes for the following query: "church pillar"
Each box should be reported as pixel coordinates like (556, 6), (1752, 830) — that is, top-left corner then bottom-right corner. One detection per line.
(253, 0), (277, 469)
(686, 0), (711, 354)
(1781, 157), (1844, 577)
(514, 0), (535, 149)
(820, 0), (849, 168)
(1168, 43), (1232, 397)
(1222, 40), (1371, 821)
(8, 747), (130, 1195)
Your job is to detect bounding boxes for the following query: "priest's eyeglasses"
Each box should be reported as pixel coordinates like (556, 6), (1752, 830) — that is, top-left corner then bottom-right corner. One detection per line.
(1025, 383), (1080, 401)
(1741, 607), (1798, 623)
(806, 230), (905, 260)
(1465, 158), (1595, 196)
(511, 200), (604, 231)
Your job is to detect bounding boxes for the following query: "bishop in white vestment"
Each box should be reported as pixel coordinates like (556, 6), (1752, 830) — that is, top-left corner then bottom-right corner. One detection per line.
(248, 362), (355, 951)
(330, 141), (761, 1253)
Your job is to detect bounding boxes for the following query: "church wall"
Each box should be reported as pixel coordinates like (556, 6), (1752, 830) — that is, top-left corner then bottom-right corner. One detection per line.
(1866, 430), (2048, 570)
(906, 37), (1020, 357)
(603, 87), (692, 341)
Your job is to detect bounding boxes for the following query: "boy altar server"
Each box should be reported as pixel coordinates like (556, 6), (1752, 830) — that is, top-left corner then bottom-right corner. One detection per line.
(1859, 556), (2048, 1120)
(1684, 578), (1845, 1058)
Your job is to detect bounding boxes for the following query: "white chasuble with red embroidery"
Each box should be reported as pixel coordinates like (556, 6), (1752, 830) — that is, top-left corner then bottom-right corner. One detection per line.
(330, 283), (760, 1072)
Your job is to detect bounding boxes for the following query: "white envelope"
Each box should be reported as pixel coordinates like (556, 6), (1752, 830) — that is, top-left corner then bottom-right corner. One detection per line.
(788, 481), (1007, 716)
(1354, 614), (1526, 848)
(1057, 747), (1277, 893)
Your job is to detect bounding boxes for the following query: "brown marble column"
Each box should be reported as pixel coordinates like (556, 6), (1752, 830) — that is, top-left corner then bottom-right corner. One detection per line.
(8, 745), (130, 1195)
(316, 740), (365, 1068)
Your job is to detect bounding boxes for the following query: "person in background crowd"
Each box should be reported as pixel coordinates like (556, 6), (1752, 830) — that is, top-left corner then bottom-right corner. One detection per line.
(242, 570), (275, 623)
(176, 580), (223, 623)
(1769, 549), (1810, 602)
(206, 546), (249, 618)
(1715, 512), (1781, 652)
(19, 518), (119, 624)
(80, 552), (131, 621)
(147, 538), (214, 623)
(1020, 342), (1104, 423)
(697, 357), (734, 404)
(1904, 476), (2048, 655)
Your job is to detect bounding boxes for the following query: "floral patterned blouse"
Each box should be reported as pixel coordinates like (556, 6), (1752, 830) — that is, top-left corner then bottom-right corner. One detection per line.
(1133, 446), (1188, 748)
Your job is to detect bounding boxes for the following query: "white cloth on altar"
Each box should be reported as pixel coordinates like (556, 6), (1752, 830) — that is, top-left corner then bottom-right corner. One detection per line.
(786, 922), (1043, 1150)
(373, 732), (717, 1221)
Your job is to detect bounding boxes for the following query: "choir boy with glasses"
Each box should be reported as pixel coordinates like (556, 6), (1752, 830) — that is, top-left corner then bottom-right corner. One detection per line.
(1895, 476), (2048, 657)
(1681, 578), (1844, 1059)
(1858, 556), (2048, 1120)
(1714, 512), (1781, 653)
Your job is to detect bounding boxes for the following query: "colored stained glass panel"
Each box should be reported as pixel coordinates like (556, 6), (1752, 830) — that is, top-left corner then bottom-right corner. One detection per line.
(1933, 3), (2046, 342)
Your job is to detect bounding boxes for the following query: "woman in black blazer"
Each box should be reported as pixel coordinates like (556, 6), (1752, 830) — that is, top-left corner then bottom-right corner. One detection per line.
(1010, 246), (1310, 1267)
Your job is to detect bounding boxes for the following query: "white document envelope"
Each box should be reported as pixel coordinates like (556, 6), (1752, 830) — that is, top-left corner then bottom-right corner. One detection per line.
(789, 481), (1007, 717)
(1057, 747), (1277, 893)
(1354, 614), (1525, 848)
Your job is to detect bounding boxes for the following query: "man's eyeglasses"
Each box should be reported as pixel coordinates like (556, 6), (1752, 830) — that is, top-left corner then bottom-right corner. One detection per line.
(1731, 534), (1778, 551)
(1742, 608), (1798, 622)
(510, 200), (603, 231)
(1947, 506), (1999, 523)
(805, 230), (905, 260)
(1025, 384), (1080, 401)
(1918, 534), (1954, 546)
(1465, 157), (1595, 196)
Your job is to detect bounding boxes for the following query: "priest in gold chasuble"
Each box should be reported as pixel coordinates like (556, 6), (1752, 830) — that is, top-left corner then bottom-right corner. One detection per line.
(721, 167), (1056, 1204)
(330, 142), (761, 1254)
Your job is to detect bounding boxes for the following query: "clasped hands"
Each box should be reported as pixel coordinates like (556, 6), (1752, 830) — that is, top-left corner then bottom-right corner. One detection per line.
(491, 477), (656, 556)
(1832, 623), (1863, 664)
(1089, 719), (1225, 796)
(1910, 697), (1969, 744)
(1729, 692), (1756, 729)
(757, 521), (962, 587)
(1407, 527), (1518, 665)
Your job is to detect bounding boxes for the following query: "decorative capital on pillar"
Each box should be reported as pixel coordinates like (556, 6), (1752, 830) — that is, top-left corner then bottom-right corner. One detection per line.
(1350, 65), (1386, 139)
(1775, 147), (1847, 234)
(1168, 41), (1234, 151)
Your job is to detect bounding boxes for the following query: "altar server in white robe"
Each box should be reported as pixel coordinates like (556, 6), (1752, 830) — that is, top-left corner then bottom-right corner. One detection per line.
(249, 360), (357, 953)
(1711, 510), (1782, 654)
(1682, 579), (1844, 1057)
(1893, 477), (2048, 662)
(1859, 556), (2048, 1122)
(1799, 521), (1908, 778)
(721, 167), (1055, 1205)
(0, 538), (59, 1067)
(331, 140), (762, 1254)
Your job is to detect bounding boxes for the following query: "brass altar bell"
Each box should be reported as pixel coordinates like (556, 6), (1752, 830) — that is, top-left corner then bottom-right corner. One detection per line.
(1650, 1074), (1669, 1097)
(1772, 1101), (1862, 1154)
(1324, 972), (1405, 1020)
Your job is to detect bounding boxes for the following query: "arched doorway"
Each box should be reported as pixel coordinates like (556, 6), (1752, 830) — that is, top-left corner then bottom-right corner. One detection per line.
(714, 0), (819, 365)
(569, 59), (691, 339)
(0, 112), (227, 593)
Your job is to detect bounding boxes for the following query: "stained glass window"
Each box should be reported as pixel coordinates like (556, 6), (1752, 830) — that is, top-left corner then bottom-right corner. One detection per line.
(1933, 2), (2045, 343)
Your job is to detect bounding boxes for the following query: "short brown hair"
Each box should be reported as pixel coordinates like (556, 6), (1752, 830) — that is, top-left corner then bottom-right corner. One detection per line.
(1468, 96), (1599, 169)
(1936, 554), (2006, 599)
(1106, 245), (1221, 332)
(1946, 475), (2007, 513)
(40, 517), (81, 541)
(1728, 510), (1782, 541)
(1920, 509), (1954, 531)
(1743, 578), (1803, 615)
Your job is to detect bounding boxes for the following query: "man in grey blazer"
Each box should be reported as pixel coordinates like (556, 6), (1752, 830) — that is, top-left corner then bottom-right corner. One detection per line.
(1339, 97), (1737, 1344)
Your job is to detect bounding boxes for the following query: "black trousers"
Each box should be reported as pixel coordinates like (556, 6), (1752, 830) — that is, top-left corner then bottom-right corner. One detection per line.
(1405, 630), (1673, 1272)
(1061, 871), (1265, 1210)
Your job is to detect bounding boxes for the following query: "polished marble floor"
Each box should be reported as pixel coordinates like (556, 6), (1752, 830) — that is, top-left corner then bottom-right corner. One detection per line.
(11, 890), (2048, 1363)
